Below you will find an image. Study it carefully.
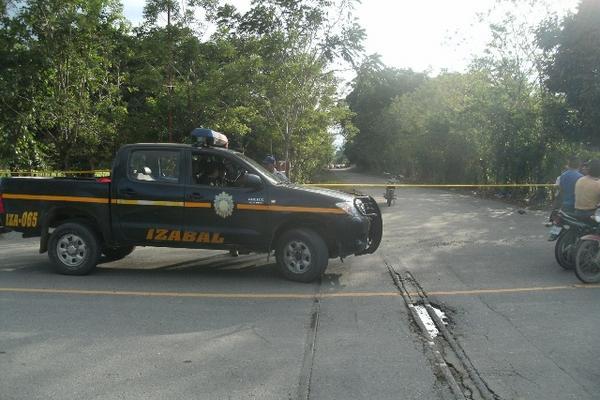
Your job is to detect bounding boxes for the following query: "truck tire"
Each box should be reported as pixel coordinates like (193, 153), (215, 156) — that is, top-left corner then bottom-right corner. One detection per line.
(48, 222), (101, 275)
(276, 228), (328, 283)
(102, 245), (136, 262)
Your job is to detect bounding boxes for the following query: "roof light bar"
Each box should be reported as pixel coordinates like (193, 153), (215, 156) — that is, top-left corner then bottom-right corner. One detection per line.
(191, 128), (229, 148)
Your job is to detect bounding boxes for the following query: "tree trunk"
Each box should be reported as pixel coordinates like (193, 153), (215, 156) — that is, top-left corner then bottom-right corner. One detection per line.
(284, 121), (291, 179)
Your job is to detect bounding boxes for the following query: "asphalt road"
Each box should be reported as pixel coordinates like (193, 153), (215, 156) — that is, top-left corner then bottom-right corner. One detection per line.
(1, 169), (599, 400)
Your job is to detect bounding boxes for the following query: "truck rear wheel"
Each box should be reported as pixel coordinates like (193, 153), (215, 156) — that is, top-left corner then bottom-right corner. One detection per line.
(276, 228), (328, 283)
(48, 222), (100, 275)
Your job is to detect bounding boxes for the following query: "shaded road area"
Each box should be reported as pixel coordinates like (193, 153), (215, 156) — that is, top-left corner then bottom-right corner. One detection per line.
(1, 168), (599, 399)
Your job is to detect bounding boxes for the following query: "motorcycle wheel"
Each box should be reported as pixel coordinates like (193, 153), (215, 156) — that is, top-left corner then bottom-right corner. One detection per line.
(554, 229), (577, 270)
(575, 240), (600, 283)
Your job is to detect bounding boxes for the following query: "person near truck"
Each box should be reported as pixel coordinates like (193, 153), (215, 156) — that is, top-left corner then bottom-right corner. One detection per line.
(555, 156), (583, 213)
(574, 159), (600, 219)
(263, 155), (288, 182)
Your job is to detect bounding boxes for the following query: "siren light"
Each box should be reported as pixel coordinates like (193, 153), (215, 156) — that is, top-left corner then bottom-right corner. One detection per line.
(191, 128), (229, 148)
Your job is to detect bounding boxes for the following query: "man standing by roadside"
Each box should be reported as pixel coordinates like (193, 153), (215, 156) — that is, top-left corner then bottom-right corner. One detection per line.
(557, 156), (583, 213)
(575, 159), (600, 219)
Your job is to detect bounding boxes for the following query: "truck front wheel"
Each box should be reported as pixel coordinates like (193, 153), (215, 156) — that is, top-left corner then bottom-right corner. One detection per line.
(276, 228), (328, 283)
(48, 222), (100, 275)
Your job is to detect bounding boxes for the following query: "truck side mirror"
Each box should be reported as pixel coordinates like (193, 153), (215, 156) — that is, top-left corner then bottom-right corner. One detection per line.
(241, 173), (263, 190)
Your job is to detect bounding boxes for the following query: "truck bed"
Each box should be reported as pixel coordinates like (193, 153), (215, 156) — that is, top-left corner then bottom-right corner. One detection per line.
(0, 177), (111, 237)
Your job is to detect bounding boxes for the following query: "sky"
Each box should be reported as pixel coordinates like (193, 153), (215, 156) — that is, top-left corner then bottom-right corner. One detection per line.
(122, 0), (580, 75)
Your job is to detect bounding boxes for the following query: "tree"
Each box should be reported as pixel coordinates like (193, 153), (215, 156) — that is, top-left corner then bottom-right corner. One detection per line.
(0, 0), (129, 170)
(343, 57), (427, 171)
(215, 0), (365, 180)
(538, 0), (600, 146)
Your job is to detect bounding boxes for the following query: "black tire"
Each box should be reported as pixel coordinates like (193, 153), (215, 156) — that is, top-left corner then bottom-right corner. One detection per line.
(275, 228), (328, 283)
(48, 222), (101, 275)
(575, 240), (600, 283)
(102, 245), (135, 262)
(554, 229), (577, 270)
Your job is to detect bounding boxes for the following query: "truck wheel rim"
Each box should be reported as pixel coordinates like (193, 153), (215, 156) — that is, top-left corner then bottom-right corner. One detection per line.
(57, 234), (87, 268)
(283, 240), (312, 274)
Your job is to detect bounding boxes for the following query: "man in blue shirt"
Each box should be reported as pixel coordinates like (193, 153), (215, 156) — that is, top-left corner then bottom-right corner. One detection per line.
(557, 156), (583, 212)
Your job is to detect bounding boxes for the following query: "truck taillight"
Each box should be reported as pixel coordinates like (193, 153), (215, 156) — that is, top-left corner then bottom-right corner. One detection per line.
(0, 194), (4, 214)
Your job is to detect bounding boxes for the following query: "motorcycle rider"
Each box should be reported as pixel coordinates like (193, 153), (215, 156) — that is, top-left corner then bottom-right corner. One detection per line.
(556, 156), (583, 213)
(574, 159), (600, 219)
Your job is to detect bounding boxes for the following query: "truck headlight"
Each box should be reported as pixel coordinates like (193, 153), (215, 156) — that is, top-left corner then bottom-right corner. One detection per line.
(354, 199), (366, 215)
(336, 201), (360, 217)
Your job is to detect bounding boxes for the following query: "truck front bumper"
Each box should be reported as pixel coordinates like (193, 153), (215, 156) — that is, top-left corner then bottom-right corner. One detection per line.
(336, 196), (383, 257)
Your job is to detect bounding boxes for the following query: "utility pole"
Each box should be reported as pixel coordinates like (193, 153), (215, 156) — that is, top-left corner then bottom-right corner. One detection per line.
(167, 1), (173, 142)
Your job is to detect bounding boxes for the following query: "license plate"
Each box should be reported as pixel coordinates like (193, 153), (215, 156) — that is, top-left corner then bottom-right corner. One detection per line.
(548, 225), (563, 239)
(549, 226), (562, 235)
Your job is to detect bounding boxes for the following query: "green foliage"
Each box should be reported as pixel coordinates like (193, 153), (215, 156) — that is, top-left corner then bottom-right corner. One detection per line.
(344, 57), (427, 171)
(214, 0), (364, 180)
(0, 0), (361, 181)
(0, 0), (128, 169)
(538, 0), (600, 146)
(344, 0), (600, 187)
(2, 0), (598, 185)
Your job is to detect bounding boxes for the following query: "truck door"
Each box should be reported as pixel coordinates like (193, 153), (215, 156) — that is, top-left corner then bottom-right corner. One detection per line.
(114, 148), (185, 244)
(183, 150), (268, 248)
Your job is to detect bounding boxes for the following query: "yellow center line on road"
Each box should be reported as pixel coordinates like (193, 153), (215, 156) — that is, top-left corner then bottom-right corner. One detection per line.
(0, 287), (399, 299)
(427, 284), (600, 296)
(0, 284), (599, 300)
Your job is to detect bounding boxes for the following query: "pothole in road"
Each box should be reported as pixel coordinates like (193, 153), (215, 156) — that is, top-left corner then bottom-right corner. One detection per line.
(413, 304), (448, 338)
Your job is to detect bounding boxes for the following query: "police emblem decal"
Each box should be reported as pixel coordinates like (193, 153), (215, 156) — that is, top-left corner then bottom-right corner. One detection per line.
(214, 192), (234, 218)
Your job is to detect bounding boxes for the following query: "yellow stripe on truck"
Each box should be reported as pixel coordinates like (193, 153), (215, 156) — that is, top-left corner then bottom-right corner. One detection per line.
(2, 193), (343, 214)
(111, 199), (186, 207)
(2, 193), (109, 204)
(184, 202), (212, 208)
(237, 204), (345, 214)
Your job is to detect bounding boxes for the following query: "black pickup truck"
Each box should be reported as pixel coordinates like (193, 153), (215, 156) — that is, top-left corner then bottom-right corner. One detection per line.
(0, 131), (382, 282)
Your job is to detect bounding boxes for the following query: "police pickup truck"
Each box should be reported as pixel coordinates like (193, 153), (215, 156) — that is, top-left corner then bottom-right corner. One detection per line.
(0, 129), (382, 282)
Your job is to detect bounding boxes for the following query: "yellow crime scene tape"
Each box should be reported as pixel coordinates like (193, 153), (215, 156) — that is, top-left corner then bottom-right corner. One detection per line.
(0, 170), (554, 187)
(305, 183), (556, 188)
(0, 170), (111, 177)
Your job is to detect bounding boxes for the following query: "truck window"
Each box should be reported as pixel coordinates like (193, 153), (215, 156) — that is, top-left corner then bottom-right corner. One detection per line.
(191, 153), (247, 187)
(129, 150), (181, 183)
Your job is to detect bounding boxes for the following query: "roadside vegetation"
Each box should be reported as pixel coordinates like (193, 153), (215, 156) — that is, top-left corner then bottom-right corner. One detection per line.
(1, 0), (599, 185)
(344, 0), (600, 190)
(0, 0), (363, 181)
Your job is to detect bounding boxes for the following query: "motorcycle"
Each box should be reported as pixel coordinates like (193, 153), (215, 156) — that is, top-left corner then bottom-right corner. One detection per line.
(547, 209), (598, 270)
(383, 173), (401, 207)
(573, 209), (600, 283)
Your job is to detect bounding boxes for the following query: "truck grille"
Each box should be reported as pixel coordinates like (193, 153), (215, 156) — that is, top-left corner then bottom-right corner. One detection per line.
(354, 195), (382, 255)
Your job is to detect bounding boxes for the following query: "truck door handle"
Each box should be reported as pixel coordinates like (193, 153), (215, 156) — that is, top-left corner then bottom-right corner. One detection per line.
(189, 192), (205, 201)
(122, 188), (137, 197)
